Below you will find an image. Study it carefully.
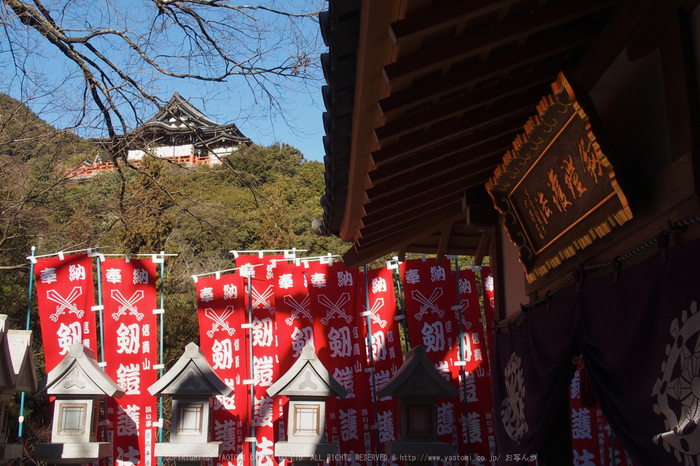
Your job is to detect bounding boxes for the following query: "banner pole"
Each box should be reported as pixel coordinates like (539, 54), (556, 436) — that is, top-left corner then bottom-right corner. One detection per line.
(95, 248), (106, 365)
(247, 270), (256, 466)
(158, 251), (165, 466)
(610, 429), (615, 466)
(454, 257), (473, 465)
(391, 264), (410, 353)
(362, 265), (382, 455)
(16, 246), (36, 466)
(93, 248), (110, 450)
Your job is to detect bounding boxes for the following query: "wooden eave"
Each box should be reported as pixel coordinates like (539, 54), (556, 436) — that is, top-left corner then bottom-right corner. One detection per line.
(319, 0), (646, 268)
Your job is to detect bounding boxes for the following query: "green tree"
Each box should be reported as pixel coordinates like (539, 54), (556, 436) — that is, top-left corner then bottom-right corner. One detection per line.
(117, 156), (177, 254)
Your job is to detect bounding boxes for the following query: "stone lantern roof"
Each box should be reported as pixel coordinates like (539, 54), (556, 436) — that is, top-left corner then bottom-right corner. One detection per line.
(267, 344), (348, 399)
(378, 345), (458, 399)
(0, 316), (36, 393)
(6, 329), (36, 393)
(148, 342), (232, 397)
(37, 343), (123, 398)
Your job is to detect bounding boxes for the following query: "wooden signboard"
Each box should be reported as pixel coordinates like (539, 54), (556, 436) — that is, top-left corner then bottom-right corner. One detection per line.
(486, 72), (632, 283)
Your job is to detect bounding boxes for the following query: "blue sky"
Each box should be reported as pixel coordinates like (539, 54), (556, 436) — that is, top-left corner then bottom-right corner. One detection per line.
(1, 0), (328, 162)
(193, 80), (327, 162)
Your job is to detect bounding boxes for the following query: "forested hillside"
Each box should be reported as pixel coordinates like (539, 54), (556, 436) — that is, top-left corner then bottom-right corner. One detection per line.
(1, 91), (347, 337)
(0, 94), (348, 456)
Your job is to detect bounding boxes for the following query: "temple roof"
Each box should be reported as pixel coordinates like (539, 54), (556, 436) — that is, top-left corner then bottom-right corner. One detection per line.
(99, 93), (252, 149)
(148, 92), (220, 128)
(316, 0), (653, 268)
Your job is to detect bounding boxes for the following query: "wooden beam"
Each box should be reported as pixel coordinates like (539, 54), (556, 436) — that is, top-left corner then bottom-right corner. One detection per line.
(384, 0), (616, 83)
(378, 28), (595, 116)
(361, 198), (465, 237)
(361, 169), (496, 228)
(467, 205), (499, 227)
(397, 248), (407, 262)
(571, 0), (656, 90)
(359, 202), (465, 244)
(358, 201), (466, 250)
(388, 0), (520, 45)
(406, 245), (479, 256)
(367, 150), (506, 207)
(372, 89), (542, 166)
(363, 173), (498, 224)
(368, 133), (518, 200)
(660, 8), (700, 162)
(435, 225), (452, 264)
(474, 231), (492, 266)
(343, 209), (466, 268)
(369, 114), (527, 183)
(374, 68), (555, 144)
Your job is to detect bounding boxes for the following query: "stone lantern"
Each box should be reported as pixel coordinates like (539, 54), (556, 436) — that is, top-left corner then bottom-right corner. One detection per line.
(266, 344), (348, 466)
(147, 342), (233, 464)
(377, 345), (458, 463)
(34, 343), (124, 464)
(0, 315), (37, 460)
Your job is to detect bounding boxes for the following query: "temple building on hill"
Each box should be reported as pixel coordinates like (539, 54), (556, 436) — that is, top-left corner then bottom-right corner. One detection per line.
(66, 93), (252, 178)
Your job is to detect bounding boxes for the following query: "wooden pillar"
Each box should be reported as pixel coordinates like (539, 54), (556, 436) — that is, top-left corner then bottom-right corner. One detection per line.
(660, 6), (700, 163)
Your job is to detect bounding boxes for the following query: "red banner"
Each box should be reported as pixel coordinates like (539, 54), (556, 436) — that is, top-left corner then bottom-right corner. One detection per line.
(400, 258), (461, 459)
(360, 266), (403, 459)
(480, 267), (495, 326)
(306, 261), (373, 463)
(457, 270), (496, 464)
(196, 272), (248, 466)
(569, 363), (637, 466)
(273, 261), (315, 374)
(34, 254), (97, 371)
(101, 258), (158, 466)
(235, 255), (284, 466)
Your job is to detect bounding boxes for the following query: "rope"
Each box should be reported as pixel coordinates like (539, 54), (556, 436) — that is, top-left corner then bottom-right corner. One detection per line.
(491, 216), (699, 329)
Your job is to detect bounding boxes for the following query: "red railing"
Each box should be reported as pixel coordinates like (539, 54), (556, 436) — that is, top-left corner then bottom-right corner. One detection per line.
(64, 153), (223, 179)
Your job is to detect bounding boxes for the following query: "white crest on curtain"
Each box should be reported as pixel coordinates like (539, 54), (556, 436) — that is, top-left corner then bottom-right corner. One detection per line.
(501, 351), (529, 442)
(652, 300), (700, 462)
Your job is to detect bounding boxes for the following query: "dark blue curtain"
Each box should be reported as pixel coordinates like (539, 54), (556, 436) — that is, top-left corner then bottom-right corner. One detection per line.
(492, 237), (700, 466)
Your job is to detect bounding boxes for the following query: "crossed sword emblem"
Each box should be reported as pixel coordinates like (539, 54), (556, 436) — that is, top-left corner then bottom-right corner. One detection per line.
(284, 295), (312, 325)
(456, 301), (473, 329)
(362, 298), (387, 328)
(47, 287), (84, 322)
(248, 285), (274, 315)
(412, 288), (445, 321)
(205, 306), (236, 338)
(319, 293), (352, 325)
(111, 289), (145, 321)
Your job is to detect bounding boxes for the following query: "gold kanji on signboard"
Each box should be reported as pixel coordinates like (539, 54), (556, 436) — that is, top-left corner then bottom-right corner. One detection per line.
(485, 72), (632, 283)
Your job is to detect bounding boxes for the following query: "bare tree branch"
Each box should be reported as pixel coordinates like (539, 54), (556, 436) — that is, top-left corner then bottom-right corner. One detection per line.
(1, 0), (323, 137)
